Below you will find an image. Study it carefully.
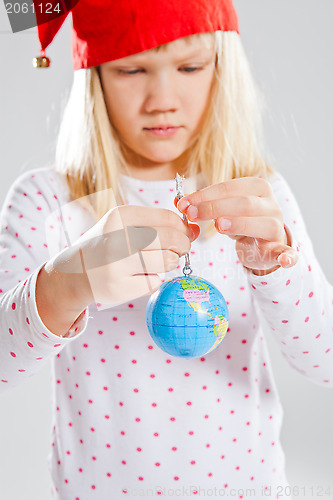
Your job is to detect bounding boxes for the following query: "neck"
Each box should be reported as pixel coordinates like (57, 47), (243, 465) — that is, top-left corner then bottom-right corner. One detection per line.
(120, 147), (190, 181)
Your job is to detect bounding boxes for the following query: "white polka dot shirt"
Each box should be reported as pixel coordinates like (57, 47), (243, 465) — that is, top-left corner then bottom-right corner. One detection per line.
(0, 167), (332, 499)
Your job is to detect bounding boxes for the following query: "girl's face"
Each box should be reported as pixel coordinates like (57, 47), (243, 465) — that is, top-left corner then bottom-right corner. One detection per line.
(99, 35), (216, 179)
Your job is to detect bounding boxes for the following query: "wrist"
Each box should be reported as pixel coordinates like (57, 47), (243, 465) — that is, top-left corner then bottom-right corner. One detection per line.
(250, 264), (280, 276)
(36, 262), (92, 337)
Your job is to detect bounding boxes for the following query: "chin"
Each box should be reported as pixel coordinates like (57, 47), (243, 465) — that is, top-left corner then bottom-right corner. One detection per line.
(143, 149), (186, 165)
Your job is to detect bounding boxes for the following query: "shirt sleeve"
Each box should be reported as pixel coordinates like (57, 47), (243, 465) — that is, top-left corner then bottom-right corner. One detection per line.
(0, 168), (89, 394)
(244, 172), (333, 387)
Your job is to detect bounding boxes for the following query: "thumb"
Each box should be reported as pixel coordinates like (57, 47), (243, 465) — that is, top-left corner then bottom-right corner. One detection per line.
(276, 246), (298, 269)
(174, 194), (191, 209)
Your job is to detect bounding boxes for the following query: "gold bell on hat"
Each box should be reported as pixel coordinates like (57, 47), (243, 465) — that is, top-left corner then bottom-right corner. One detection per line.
(33, 50), (51, 68)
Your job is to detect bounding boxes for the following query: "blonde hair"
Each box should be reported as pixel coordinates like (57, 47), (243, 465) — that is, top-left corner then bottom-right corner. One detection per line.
(55, 31), (273, 237)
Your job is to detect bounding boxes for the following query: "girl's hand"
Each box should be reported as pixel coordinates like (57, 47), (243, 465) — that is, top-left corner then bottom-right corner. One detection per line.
(175, 177), (298, 276)
(46, 205), (200, 304)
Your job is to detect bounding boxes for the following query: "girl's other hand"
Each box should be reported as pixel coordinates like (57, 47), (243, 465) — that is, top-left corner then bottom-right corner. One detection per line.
(47, 205), (201, 305)
(175, 177), (298, 275)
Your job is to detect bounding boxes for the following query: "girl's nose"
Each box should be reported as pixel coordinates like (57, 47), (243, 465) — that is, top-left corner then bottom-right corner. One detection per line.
(144, 71), (180, 114)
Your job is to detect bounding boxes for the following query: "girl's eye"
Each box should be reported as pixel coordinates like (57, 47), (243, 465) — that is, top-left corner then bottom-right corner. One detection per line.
(118, 69), (143, 75)
(180, 67), (201, 73)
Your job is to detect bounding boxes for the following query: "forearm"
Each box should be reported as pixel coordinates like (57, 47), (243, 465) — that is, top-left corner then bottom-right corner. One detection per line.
(35, 262), (93, 337)
(245, 253), (333, 386)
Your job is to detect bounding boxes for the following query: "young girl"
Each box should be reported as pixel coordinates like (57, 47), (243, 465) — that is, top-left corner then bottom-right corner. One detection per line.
(1, 0), (332, 498)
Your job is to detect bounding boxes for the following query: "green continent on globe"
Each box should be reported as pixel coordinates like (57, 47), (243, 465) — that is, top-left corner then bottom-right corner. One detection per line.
(177, 277), (210, 291)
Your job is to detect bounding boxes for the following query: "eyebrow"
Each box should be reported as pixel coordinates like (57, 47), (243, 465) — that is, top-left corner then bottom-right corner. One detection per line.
(112, 47), (214, 66)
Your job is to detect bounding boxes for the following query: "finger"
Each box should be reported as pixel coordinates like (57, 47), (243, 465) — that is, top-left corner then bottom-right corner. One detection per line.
(108, 205), (194, 240)
(215, 216), (285, 242)
(189, 222), (201, 241)
(173, 193), (191, 209)
(174, 196), (201, 239)
(135, 226), (192, 255)
(90, 273), (162, 303)
(236, 239), (298, 271)
(176, 177), (272, 213)
(258, 243), (298, 269)
(107, 248), (181, 278)
(277, 248), (298, 268)
(52, 226), (158, 274)
(180, 195), (270, 221)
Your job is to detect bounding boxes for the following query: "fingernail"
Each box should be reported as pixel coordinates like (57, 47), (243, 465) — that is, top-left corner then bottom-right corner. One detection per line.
(187, 205), (198, 220)
(177, 199), (190, 212)
(218, 218), (231, 231)
(284, 256), (293, 268)
(189, 229), (196, 242)
(278, 253), (292, 268)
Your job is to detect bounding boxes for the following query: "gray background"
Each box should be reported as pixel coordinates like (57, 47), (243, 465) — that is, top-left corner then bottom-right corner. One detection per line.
(0, 1), (332, 499)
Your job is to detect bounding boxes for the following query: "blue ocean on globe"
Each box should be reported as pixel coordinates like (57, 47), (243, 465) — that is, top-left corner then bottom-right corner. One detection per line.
(146, 275), (229, 358)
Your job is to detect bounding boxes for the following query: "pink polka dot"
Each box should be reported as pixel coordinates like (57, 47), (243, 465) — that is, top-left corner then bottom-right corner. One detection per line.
(10, 352), (16, 358)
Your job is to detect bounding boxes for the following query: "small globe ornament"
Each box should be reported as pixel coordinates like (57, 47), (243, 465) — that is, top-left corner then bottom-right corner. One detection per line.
(146, 275), (229, 358)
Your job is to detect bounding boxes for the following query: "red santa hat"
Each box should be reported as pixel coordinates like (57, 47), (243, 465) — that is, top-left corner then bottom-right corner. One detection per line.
(33, 0), (239, 70)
